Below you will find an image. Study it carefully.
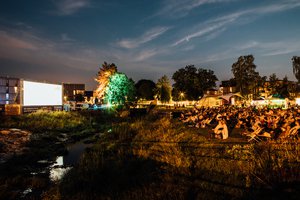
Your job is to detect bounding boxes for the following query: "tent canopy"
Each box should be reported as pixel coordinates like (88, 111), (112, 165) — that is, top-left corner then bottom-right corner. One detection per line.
(219, 92), (244, 102)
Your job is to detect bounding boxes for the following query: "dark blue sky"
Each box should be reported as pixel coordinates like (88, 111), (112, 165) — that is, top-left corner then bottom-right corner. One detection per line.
(1, 0), (300, 89)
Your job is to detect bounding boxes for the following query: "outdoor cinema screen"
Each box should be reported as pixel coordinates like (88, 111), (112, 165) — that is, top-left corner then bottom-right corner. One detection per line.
(23, 80), (62, 106)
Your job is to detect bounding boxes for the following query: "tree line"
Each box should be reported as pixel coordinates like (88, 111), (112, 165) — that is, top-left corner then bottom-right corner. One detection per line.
(95, 56), (300, 104)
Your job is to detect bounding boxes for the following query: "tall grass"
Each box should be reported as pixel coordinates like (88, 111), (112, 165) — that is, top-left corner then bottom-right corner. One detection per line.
(43, 115), (300, 199)
(0, 110), (89, 132)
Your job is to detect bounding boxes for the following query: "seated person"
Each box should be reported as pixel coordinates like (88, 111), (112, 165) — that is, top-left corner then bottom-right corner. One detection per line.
(213, 119), (228, 139)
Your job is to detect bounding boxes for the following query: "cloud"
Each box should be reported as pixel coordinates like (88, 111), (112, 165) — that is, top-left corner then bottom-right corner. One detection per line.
(0, 31), (38, 50)
(134, 49), (158, 62)
(53, 0), (90, 15)
(172, 0), (300, 46)
(61, 33), (74, 42)
(154, 0), (235, 18)
(117, 27), (170, 49)
(172, 20), (232, 46)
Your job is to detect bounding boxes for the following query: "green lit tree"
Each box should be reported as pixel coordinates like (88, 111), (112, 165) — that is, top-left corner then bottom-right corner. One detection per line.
(155, 75), (172, 103)
(95, 62), (117, 101)
(104, 73), (135, 105)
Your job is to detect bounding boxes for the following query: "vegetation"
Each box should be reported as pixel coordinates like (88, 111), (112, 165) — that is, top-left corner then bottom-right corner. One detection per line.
(292, 56), (300, 83)
(43, 114), (300, 200)
(231, 55), (261, 98)
(135, 79), (156, 100)
(0, 110), (121, 200)
(155, 75), (172, 103)
(104, 73), (136, 105)
(0, 110), (88, 132)
(172, 65), (218, 100)
(95, 62), (118, 102)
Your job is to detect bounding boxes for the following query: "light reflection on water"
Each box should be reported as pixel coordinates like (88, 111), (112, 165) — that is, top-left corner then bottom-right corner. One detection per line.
(49, 156), (72, 182)
(50, 142), (92, 181)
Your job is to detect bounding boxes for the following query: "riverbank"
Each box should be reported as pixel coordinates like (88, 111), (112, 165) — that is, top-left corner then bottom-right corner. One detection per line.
(0, 110), (118, 199)
(1, 109), (300, 199)
(45, 113), (300, 200)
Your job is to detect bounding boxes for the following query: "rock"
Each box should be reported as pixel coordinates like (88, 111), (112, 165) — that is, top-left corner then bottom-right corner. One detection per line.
(0, 128), (32, 163)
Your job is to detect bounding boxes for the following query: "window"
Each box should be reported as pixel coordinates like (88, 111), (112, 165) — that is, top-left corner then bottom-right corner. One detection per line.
(6, 93), (9, 99)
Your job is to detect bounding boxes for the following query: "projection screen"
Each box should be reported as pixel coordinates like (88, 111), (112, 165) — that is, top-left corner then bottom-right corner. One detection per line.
(23, 80), (63, 106)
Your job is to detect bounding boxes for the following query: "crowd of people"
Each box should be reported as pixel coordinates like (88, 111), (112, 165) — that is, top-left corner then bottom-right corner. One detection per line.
(179, 105), (300, 140)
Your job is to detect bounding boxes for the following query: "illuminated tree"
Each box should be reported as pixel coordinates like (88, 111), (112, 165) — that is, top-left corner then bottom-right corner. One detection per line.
(95, 62), (117, 101)
(104, 73), (135, 105)
(155, 75), (172, 103)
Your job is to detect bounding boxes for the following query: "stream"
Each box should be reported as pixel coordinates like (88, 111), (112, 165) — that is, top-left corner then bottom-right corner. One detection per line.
(21, 140), (94, 198)
(49, 141), (93, 181)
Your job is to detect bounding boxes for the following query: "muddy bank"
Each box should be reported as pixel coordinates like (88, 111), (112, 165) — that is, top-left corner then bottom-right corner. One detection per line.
(0, 128), (31, 163)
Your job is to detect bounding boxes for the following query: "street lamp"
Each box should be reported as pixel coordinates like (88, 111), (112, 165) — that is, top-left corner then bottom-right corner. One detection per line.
(180, 92), (184, 101)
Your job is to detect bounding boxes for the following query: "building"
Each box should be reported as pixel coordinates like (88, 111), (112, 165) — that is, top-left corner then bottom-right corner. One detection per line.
(219, 80), (237, 95)
(0, 76), (63, 115)
(63, 83), (85, 102)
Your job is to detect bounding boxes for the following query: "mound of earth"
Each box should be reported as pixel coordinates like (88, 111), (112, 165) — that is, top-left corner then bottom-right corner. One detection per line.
(0, 128), (31, 163)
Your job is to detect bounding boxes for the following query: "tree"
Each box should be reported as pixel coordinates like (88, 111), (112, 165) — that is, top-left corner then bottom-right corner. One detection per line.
(278, 75), (290, 98)
(292, 56), (300, 83)
(104, 73), (135, 105)
(268, 73), (279, 95)
(95, 62), (117, 102)
(253, 75), (267, 99)
(231, 55), (260, 98)
(135, 79), (156, 100)
(172, 65), (218, 100)
(155, 75), (172, 103)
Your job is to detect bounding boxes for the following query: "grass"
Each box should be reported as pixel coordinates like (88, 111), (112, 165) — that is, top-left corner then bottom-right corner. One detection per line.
(42, 113), (300, 199)
(1, 110), (299, 199)
(0, 110), (119, 200)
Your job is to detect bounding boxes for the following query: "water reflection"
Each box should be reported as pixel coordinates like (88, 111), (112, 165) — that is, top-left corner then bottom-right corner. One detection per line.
(50, 156), (72, 182)
(49, 142), (92, 181)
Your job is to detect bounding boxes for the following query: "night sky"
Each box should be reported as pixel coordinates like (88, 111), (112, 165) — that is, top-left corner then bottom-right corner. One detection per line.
(1, 0), (300, 90)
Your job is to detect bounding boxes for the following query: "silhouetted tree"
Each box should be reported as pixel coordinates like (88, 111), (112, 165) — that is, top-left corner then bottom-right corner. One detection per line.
(268, 73), (279, 95)
(292, 56), (300, 83)
(155, 75), (172, 103)
(253, 75), (267, 99)
(278, 75), (290, 98)
(231, 55), (260, 98)
(135, 79), (156, 100)
(172, 65), (218, 100)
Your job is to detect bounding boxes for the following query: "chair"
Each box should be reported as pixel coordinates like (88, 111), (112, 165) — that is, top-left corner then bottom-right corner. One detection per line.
(258, 132), (272, 140)
(247, 127), (263, 142)
(288, 125), (300, 139)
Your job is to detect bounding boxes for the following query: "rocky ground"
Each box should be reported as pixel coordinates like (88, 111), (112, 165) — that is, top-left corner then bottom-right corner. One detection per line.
(0, 128), (31, 163)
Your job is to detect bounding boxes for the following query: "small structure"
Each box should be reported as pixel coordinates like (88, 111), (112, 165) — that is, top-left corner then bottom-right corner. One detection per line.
(196, 94), (222, 107)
